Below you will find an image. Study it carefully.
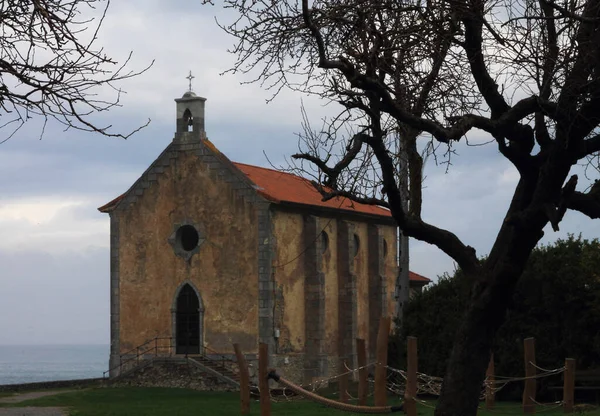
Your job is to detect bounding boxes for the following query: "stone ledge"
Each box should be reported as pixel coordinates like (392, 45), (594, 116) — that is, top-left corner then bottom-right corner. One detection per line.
(0, 378), (105, 393)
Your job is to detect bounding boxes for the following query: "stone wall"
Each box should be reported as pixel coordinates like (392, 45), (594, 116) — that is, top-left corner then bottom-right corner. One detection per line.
(269, 209), (396, 384)
(271, 354), (305, 384)
(271, 210), (306, 355)
(0, 378), (105, 393)
(112, 360), (236, 392)
(269, 354), (347, 386)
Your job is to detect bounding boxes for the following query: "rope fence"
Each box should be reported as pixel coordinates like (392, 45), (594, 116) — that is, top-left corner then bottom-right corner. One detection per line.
(232, 319), (579, 415)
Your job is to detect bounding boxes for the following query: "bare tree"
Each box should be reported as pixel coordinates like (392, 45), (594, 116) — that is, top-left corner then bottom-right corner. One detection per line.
(0, 0), (152, 143)
(206, 0), (600, 414)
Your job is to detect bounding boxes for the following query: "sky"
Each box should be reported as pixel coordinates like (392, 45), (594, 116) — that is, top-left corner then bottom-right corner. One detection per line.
(1, 1), (600, 346)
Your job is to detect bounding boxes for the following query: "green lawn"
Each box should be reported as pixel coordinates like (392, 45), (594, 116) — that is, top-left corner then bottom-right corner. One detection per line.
(0, 387), (597, 416)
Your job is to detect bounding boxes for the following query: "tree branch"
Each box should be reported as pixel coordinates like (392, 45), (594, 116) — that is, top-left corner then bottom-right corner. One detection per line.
(312, 183), (390, 208)
(568, 180), (600, 219)
(542, 0), (600, 22)
(0, 0), (152, 141)
(292, 133), (363, 187)
(574, 133), (600, 159)
(460, 1), (510, 117)
(366, 130), (481, 274)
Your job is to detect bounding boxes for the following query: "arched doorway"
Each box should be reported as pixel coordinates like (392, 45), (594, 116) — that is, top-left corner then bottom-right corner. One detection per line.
(175, 284), (202, 354)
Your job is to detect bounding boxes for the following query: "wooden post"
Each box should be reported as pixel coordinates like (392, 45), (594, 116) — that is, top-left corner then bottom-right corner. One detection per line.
(234, 343), (250, 415)
(339, 359), (349, 403)
(258, 342), (271, 416)
(523, 337), (537, 414)
(485, 353), (495, 410)
(357, 338), (368, 405)
(563, 358), (575, 414)
(374, 316), (391, 407)
(405, 336), (418, 416)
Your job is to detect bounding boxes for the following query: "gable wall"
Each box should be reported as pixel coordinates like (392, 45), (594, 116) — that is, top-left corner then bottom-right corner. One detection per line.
(115, 149), (259, 355)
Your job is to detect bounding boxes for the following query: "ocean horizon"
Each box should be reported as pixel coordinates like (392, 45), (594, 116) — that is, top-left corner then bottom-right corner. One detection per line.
(0, 344), (109, 385)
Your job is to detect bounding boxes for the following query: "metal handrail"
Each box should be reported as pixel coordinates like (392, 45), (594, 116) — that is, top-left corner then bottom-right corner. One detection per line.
(102, 336), (240, 379)
(202, 345), (237, 371)
(103, 336), (174, 378)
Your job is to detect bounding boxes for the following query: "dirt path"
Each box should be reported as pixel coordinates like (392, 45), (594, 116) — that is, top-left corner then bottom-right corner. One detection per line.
(0, 391), (76, 416)
(0, 407), (68, 416)
(0, 390), (76, 404)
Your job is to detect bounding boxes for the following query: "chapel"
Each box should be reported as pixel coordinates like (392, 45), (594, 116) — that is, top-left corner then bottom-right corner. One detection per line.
(98, 89), (430, 383)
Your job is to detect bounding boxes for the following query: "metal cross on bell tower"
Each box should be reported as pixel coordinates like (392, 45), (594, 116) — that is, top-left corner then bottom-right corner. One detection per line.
(186, 70), (195, 92)
(175, 70), (206, 139)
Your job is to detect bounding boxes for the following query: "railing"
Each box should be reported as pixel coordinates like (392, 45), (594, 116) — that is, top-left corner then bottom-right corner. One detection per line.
(103, 336), (174, 378)
(201, 345), (238, 374)
(103, 337), (239, 379)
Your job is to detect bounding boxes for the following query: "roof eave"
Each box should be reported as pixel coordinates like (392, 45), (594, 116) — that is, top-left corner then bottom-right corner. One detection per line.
(98, 194), (125, 213)
(275, 200), (396, 224)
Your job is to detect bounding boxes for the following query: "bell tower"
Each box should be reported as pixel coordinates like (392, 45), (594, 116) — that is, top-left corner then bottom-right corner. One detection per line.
(174, 71), (206, 142)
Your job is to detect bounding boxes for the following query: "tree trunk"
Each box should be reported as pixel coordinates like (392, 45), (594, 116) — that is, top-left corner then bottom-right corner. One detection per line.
(434, 264), (534, 415)
(434, 287), (501, 416)
(434, 172), (552, 416)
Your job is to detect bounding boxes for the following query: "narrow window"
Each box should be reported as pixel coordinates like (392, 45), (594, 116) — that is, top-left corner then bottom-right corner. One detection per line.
(353, 234), (360, 257)
(183, 108), (193, 132)
(320, 231), (329, 254)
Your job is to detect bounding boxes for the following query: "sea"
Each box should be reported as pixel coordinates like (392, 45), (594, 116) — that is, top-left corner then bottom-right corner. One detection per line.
(0, 344), (109, 385)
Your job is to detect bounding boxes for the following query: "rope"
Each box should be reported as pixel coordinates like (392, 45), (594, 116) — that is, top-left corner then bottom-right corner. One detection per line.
(493, 366), (565, 380)
(384, 363), (566, 404)
(410, 397), (565, 415)
(528, 362), (565, 373)
(530, 397), (564, 408)
(258, 361), (565, 410)
(268, 370), (404, 414)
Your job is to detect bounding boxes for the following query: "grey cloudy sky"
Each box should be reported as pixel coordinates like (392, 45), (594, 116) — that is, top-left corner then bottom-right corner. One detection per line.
(1, 1), (599, 346)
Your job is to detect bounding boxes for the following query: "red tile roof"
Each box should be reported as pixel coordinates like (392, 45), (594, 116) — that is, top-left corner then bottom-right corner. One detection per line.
(409, 271), (432, 283)
(232, 162), (391, 218)
(98, 194), (124, 213)
(98, 162), (392, 218)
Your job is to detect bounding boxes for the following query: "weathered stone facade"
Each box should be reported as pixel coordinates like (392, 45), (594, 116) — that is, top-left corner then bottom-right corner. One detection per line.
(112, 360), (236, 392)
(99, 91), (426, 383)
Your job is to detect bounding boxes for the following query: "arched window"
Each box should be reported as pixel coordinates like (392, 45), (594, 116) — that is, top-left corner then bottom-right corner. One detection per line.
(320, 231), (329, 254)
(353, 234), (360, 258)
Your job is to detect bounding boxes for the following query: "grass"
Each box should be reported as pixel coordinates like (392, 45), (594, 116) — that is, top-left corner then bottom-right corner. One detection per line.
(0, 387), (598, 416)
(0, 392), (15, 399)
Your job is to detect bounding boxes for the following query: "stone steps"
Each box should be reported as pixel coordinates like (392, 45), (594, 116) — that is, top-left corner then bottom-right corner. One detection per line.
(189, 356), (240, 382)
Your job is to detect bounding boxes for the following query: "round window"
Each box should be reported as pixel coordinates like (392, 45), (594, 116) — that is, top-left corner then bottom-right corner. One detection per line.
(177, 225), (200, 252)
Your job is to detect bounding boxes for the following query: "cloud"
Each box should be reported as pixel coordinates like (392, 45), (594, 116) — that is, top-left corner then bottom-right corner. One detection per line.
(0, 198), (108, 254)
(407, 140), (600, 281)
(76, 0), (340, 133)
(0, 248), (109, 345)
(2, 0), (600, 346)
